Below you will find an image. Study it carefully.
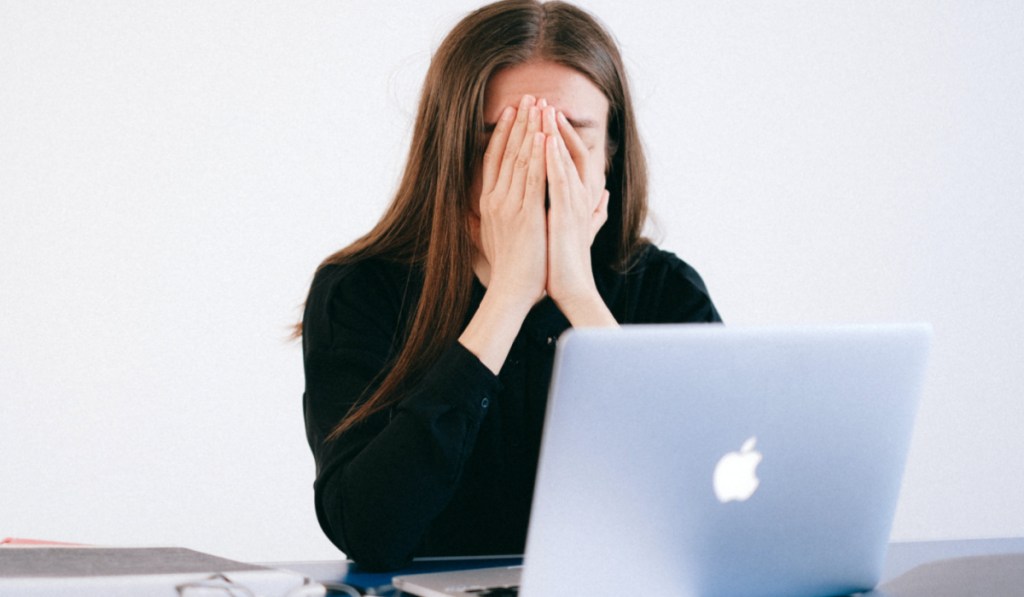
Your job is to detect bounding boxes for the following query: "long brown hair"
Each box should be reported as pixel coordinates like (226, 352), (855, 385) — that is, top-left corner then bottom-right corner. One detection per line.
(309, 0), (649, 440)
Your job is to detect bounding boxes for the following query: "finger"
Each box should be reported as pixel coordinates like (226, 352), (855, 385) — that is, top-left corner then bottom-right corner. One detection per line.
(555, 132), (582, 184)
(595, 188), (610, 220)
(481, 106), (515, 195)
(546, 133), (570, 208)
(494, 95), (537, 195)
(542, 105), (558, 137)
(525, 102), (542, 137)
(556, 132), (606, 214)
(506, 108), (542, 206)
(477, 104), (512, 193)
(591, 189), (610, 240)
(524, 132), (547, 210)
(556, 111), (588, 179)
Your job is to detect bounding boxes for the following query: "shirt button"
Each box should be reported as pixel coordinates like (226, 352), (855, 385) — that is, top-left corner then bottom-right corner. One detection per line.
(481, 396), (490, 409)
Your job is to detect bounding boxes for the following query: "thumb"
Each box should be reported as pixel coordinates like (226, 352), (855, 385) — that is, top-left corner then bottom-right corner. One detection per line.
(591, 189), (610, 240)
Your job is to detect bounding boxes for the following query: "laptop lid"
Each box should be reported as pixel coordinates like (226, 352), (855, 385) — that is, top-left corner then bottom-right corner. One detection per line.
(520, 323), (931, 597)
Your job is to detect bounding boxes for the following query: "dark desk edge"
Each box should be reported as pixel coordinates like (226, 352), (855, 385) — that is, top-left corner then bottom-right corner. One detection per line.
(265, 537), (1024, 593)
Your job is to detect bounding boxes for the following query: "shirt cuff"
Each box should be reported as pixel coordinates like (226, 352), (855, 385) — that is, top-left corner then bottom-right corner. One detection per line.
(397, 340), (503, 422)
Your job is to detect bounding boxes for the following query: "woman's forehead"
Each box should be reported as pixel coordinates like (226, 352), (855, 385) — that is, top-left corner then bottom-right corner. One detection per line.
(483, 60), (609, 128)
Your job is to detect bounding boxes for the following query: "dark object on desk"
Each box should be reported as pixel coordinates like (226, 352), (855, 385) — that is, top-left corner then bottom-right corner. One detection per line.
(275, 539), (1024, 596)
(876, 554), (1024, 596)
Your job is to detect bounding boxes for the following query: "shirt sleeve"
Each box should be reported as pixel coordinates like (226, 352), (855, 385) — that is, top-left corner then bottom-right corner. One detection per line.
(301, 261), (500, 570)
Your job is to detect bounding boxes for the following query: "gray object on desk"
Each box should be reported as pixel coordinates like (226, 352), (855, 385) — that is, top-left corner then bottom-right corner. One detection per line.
(0, 547), (313, 596)
(0, 547), (266, 577)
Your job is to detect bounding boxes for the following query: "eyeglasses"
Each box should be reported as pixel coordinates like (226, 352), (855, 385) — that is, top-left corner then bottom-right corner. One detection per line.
(175, 572), (361, 597)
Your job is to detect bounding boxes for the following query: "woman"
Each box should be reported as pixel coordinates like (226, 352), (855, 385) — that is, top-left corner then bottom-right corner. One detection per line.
(301, 0), (721, 571)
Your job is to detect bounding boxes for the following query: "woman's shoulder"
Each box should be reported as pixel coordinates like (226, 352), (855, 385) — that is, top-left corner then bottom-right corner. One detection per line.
(603, 242), (721, 323)
(625, 243), (713, 293)
(304, 256), (421, 341)
(309, 256), (419, 303)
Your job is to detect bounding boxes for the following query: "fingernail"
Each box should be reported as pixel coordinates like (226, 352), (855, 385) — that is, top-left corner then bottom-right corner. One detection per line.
(501, 106), (514, 121)
(521, 95), (535, 107)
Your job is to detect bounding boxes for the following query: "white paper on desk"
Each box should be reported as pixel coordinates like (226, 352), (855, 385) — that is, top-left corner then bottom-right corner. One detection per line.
(0, 546), (314, 597)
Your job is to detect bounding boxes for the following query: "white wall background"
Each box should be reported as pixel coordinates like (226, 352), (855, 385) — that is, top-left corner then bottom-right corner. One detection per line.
(2, 1), (1022, 563)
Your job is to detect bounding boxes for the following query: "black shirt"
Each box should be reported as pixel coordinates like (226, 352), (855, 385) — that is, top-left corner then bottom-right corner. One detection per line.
(302, 244), (721, 570)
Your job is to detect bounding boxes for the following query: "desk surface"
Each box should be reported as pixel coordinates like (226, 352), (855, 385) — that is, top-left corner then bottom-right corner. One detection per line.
(270, 537), (1024, 596)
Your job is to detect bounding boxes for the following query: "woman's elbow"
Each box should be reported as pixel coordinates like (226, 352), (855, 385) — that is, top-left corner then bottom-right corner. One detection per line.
(316, 478), (417, 571)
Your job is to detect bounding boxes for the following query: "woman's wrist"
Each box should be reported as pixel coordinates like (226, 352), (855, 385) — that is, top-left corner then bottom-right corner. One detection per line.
(552, 287), (618, 329)
(459, 286), (534, 374)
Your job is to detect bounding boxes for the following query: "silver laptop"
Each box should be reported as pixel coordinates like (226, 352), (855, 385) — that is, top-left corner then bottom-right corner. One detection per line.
(394, 324), (931, 597)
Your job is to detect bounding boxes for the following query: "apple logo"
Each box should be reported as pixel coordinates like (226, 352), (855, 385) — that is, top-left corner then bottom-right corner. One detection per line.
(713, 436), (763, 503)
